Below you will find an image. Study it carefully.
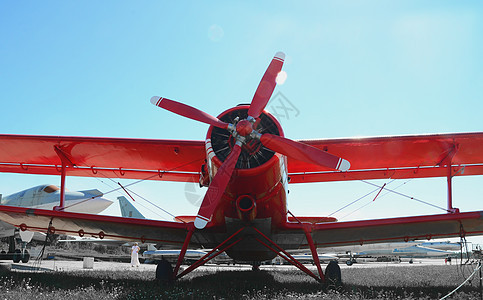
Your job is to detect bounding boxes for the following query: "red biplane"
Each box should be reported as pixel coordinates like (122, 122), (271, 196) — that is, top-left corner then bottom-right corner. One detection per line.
(0, 52), (482, 283)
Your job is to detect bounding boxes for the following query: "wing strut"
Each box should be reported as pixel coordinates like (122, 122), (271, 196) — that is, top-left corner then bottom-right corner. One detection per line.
(53, 146), (75, 211)
(442, 144), (460, 214)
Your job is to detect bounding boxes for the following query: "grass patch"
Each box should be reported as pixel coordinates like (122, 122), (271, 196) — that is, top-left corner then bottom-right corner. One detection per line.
(0, 263), (481, 299)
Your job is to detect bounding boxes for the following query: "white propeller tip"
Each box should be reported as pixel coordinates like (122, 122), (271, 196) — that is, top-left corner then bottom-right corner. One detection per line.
(338, 159), (350, 172)
(194, 216), (209, 229)
(274, 51), (285, 61)
(150, 96), (162, 106)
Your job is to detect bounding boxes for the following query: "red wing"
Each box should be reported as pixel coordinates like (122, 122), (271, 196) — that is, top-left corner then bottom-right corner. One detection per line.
(278, 210), (483, 250)
(288, 132), (483, 183)
(0, 205), (199, 248)
(3, 205), (483, 252)
(0, 134), (205, 182)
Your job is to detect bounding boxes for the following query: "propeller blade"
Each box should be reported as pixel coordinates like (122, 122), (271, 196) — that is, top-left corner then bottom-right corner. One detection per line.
(150, 96), (229, 129)
(194, 143), (242, 229)
(248, 52), (285, 119)
(260, 134), (350, 171)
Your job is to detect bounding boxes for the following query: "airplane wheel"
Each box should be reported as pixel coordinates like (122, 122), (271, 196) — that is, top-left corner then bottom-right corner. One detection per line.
(346, 260), (353, 266)
(13, 249), (21, 263)
(155, 259), (173, 282)
(324, 261), (342, 287)
(22, 250), (30, 263)
(0, 250), (6, 260)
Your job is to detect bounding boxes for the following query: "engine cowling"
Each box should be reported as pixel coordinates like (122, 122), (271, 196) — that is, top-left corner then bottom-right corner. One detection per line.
(204, 105), (288, 225)
(207, 105), (282, 170)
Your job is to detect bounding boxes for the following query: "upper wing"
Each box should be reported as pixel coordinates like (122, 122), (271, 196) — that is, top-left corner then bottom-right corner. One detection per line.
(0, 134), (205, 182)
(288, 132), (483, 183)
(276, 211), (483, 250)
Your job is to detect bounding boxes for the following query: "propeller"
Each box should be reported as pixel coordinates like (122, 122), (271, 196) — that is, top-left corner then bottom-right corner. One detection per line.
(247, 51), (285, 119)
(259, 134), (350, 171)
(194, 142), (242, 229)
(151, 51), (350, 229)
(150, 97), (231, 130)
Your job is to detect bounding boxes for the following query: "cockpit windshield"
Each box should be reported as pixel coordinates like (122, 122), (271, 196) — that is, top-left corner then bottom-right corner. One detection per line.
(43, 185), (60, 193)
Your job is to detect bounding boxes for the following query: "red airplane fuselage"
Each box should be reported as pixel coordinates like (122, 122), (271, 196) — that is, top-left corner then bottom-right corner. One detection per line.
(203, 105), (289, 261)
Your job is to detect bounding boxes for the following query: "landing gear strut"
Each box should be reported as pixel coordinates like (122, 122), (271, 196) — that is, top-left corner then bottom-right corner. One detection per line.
(168, 224), (342, 285)
(6, 236), (30, 263)
(345, 251), (355, 266)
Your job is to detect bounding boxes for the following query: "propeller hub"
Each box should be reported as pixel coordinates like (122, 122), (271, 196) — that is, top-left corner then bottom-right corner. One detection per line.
(235, 119), (253, 137)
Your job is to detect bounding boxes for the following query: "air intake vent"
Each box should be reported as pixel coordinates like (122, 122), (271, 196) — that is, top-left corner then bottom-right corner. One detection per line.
(210, 108), (279, 169)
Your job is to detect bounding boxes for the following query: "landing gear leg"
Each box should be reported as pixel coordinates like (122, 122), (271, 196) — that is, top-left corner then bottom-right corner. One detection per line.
(9, 238), (30, 263)
(20, 242), (30, 263)
(345, 251), (355, 266)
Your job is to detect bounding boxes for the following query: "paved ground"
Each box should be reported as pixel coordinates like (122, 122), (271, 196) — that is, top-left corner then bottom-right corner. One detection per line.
(0, 257), (455, 274)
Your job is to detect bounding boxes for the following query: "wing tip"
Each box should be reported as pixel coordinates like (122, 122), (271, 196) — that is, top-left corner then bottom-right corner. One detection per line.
(194, 215), (209, 229)
(337, 159), (350, 172)
(150, 96), (162, 106)
(274, 51), (285, 61)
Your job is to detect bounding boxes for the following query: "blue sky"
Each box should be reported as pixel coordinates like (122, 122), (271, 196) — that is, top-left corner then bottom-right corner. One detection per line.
(1, 2), (482, 243)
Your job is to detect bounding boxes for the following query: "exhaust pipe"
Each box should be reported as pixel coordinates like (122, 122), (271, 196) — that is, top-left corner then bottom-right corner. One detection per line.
(236, 195), (256, 221)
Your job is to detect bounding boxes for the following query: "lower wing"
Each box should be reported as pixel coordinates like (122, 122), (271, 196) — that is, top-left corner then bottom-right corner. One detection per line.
(1, 205), (481, 251)
(0, 205), (194, 248)
(279, 211), (483, 249)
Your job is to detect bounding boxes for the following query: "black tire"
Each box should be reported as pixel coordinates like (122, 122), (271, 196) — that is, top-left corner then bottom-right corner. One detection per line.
(325, 261), (342, 287)
(13, 249), (21, 263)
(21, 250), (30, 263)
(345, 260), (353, 266)
(156, 259), (173, 282)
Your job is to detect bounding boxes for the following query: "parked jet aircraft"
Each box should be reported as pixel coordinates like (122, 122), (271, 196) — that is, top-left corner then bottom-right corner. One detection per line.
(287, 240), (459, 266)
(1, 184), (112, 213)
(0, 52), (482, 284)
(0, 184), (112, 262)
(143, 246), (208, 265)
(342, 241), (459, 265)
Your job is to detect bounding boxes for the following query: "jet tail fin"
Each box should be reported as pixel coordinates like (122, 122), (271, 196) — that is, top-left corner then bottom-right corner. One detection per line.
(118, 196), (145, 219)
